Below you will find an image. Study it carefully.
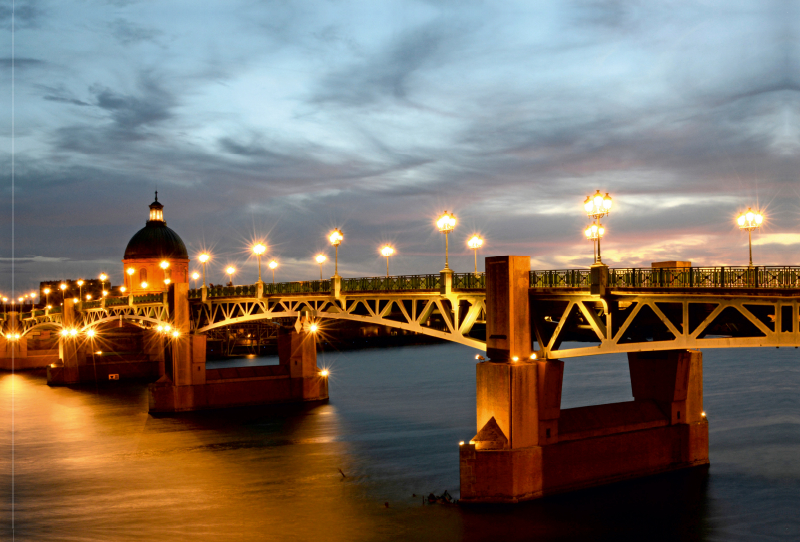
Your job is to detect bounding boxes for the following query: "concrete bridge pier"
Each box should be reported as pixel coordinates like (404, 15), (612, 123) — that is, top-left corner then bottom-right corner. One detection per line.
(149, 284), (328, 413)
(0, 312), (30, 371)
(47, 299), (82, 385)
(459, 256), (709, 503)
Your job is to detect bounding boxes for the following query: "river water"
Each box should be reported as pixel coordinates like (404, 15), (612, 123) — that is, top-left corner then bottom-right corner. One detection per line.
(1, 342), (798, 541)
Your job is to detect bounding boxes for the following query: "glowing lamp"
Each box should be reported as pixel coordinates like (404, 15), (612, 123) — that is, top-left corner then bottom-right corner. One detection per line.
(268, 260), (278, 270)
(436, 211), (456, 233)
(199, 253), (210, 263)
(329, 229), (343, 247)
(127, 267), (135, 275)
(253, 243), (266, 255)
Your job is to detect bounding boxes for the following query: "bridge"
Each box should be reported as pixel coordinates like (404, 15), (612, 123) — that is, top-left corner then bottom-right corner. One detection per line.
(13, 264), (800, 359)
(7, 259), (800, 504)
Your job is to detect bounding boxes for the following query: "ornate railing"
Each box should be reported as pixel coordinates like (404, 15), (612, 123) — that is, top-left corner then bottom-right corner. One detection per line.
(133, 293), (163, 304)
(264, 280), (330, 295)
(530, 269), (591, 288)
(452, 273), (485, 290)
(105, 296), (129, 307)
(49, 306), (62, 314)
(82, 300), (102, 309)
(207, 284), (258, 298)
(342, 274), (439, 292)
(608, 266), (800, 289)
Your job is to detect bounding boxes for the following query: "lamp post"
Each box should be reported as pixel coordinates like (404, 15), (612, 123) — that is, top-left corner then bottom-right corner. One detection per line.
(268, 260), (278, 284)
(315, 254), (326, 280)
(226, 266), (236, 286)
(329, 229), (343, 277)
(737, 207), (764, 268)
(253, 243), (266, 283)
(59, 283), (67, 304)
(437, 211), (456, 271)
(191, 272), (200, 289)
(584, 223), (605, 262)
(99, 273), (108, 294)
(380, 246), (394, 277)
(199, 253), (210, 287)
(467, 235), (483, 275)
(583, 190), (612, 263)
(77, 280), (84, 302)
(126, 267), (135, 289)
(43, 288), (50, 308)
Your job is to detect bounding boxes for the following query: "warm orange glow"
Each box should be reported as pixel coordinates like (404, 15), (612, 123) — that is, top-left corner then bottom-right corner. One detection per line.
(86, 294), (92, 301)
(437, 211), (456, 232)
(99, 273), (108, 281)
(72, 298), (78, 303)
(77, 280), (84, 287)
(320, 369), (329, 377)
(737, 208), (764, 231)
(467, 235), (483, 250)
(253, 243), (266, 255)
(159, 261), (169, 270)
(59, 283), (67, 291)
(191, 272), (200, 280)
(380, 245), (394, 257)
(127, 267), (135, 275)
(329, 229), (343, 246)
(69, 328), (78, 337)
(120, 286), (127, 293)
(141, 282), (148, 288)
(172, 330), (180, 338)
(102, 291), (108, 296)
(309, 323), (318, 332)
(199, 253), (210, 263)
(86, 329), (95, 337)
(268, 260), (278, 270)
(163, 279), (170, 286)
(43, 288), (51, 295)
(315, 254), (327, 264)
(226, 266), (236, 276)
(585, 190), (612, 217)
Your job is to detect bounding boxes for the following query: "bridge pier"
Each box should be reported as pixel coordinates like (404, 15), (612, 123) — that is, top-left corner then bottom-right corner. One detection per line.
(149, 285), (328, 412)
(459, 257), (709, 503)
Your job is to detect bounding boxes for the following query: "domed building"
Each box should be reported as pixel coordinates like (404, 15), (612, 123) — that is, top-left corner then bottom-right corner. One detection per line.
(122, 193), (189, 294)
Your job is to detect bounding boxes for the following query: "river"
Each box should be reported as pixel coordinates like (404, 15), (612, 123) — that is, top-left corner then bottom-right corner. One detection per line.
(1, 342), (798, 541)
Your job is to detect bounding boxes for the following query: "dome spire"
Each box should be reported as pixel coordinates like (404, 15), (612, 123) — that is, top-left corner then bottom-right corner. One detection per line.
(148, 192), (165, 224)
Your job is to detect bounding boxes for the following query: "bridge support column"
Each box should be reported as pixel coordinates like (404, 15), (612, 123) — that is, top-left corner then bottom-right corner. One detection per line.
(460, 256), (709, 502)
(149, 286), (327, 413)
(0, 313), (29, 371)
(47, 299), (82, 385)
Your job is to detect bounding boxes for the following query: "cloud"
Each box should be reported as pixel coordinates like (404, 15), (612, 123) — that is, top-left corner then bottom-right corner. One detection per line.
(109, 18), (163, 46)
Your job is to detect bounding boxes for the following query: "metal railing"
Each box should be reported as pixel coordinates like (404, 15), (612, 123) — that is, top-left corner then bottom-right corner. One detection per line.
(264, 280), (330, 295)
(49, 306), (62, 314)
(608, 266), (800, 289)
(105, 296), (129, 307)
(132, 293), (163, 304)
(207, 285), (258, 298)
(82, 300), (102, 309)
(530, 269), (591, 288)
(342, 274), (439, 292)
(452, 273), (485, 290)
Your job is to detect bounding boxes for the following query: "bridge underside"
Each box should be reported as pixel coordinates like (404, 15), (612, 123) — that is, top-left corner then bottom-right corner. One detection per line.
(191, 294), (487, 350)
(532, 290), (800, 359)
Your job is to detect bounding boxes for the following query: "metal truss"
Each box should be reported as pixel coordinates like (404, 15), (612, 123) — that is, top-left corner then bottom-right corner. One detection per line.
(192, 292), (487, 349)
(19, 313), (63, 336)
(78, 305), (169, 332)
(531, 290), (800, 359)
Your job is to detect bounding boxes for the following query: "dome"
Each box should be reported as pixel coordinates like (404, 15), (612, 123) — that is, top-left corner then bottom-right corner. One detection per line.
(123, 193), (189, 260)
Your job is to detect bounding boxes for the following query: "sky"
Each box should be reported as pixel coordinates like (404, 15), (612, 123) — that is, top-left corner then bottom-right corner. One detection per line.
(1, 0), (798, 295)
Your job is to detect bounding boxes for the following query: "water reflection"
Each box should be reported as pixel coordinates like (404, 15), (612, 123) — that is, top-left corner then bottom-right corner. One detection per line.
(2, 342), (798, 541)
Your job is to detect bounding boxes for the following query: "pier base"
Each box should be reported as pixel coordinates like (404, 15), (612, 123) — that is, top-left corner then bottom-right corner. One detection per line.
(149, 327), (328, 413)
(459, 350), (708, 503)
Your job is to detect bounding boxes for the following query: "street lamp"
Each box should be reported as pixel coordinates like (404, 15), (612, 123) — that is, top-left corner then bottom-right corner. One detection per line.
(141, 281), (148, 289)
(380, 245), (394, 277)
(191, 272), (200, 289)
(77, 280), (84, 301)
(583, 190), (612, 263)
(467, 235), (483, 275)
(43, 288), (50, 307)
(59, 283), (67, 304)
(315, 254), (327, 280)
(198, 253), (210, 287)
(584, 223), (605, 262)
(99, 273), (108, 293)
(253, 243), (266, 283)
(126, 267), (135, 289)
(437, 211), (456, 270)
(737, 207), (764, 267)
(329, 229), (343, 277)
(268, 260), (278, 284)
(226, 266), (236, 286)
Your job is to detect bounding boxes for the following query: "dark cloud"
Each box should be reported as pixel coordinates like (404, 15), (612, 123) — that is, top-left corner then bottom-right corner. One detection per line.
(109, 18), (164, 46)
(0, 57), (45, 70)
(0, 1), (43, 29)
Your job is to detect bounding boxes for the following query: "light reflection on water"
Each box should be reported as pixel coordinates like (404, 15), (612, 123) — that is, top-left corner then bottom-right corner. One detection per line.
(1, 342), (798, 541)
